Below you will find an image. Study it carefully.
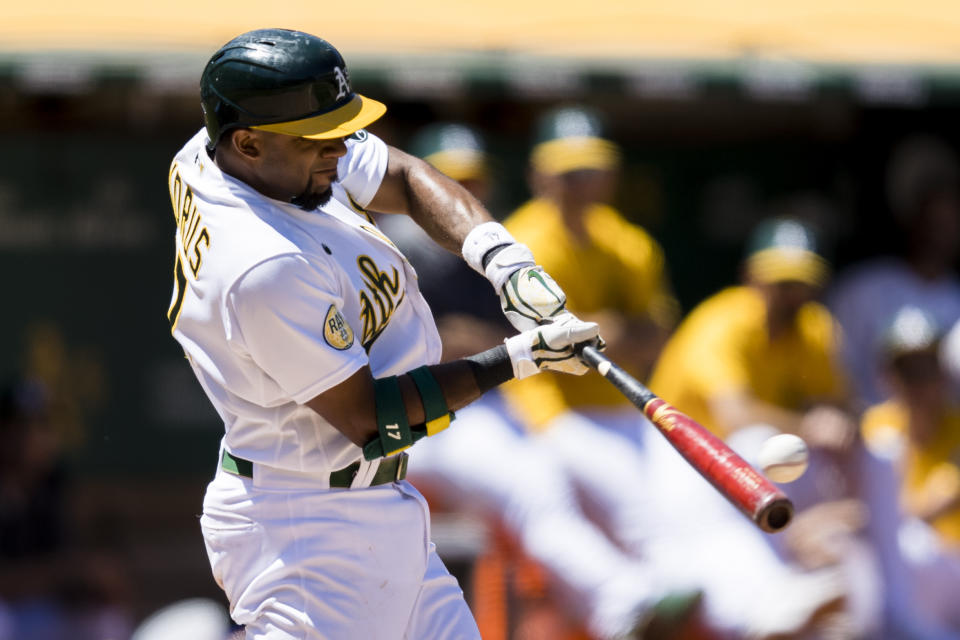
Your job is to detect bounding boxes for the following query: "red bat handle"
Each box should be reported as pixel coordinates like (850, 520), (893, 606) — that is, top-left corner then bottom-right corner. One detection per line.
(578, 345), (793, 533)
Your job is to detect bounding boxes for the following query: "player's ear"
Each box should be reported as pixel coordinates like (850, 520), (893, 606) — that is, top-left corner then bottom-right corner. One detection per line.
(230, 129), (262, 160)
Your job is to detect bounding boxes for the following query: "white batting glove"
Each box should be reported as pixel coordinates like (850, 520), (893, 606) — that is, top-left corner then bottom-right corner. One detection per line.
(462, 222), (569, 331)
(497, 260), (568, 331)
(505, 312), (600, 379)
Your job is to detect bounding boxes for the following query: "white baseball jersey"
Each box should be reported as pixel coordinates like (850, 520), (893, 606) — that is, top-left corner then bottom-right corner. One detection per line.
(167, 128), (442, 474)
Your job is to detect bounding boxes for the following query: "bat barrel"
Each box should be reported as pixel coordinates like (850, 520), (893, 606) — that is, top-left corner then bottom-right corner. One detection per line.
(641, 394), (795, 533)
(578, 344), (794, 533)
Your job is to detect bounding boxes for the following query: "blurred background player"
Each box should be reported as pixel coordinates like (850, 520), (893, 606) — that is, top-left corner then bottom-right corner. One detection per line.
(650, 217), (855, 471)
(829, 135), (960, 407)
(861, 306), (960, 637)
(646, 217), (878, 637)
(504, 106), (677, 410)
(396, 122), (699, 640)
(499, 104), (678, 556)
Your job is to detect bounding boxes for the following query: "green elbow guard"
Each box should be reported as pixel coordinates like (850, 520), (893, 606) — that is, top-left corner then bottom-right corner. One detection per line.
(362, 367), (455, 461)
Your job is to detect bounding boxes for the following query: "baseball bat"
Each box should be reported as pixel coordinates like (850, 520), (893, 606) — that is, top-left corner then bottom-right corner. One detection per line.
(578, 345), (793, 533)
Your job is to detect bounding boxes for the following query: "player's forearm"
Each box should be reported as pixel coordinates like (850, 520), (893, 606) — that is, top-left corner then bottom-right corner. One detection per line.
(360, 342), (540, 461)
(401, 360), (485, 423)
(369, 146), (492, 253)
(310, 321), (594, 457)
(306, 356), (507, 448)
(378, 356), (509, 431)
(402, 163), (492, 253)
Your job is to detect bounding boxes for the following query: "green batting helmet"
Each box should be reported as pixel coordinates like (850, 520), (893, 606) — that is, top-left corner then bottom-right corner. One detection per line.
(200, 28), (386, 151)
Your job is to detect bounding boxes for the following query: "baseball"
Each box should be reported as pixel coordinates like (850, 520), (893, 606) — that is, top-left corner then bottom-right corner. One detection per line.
(757, 434), (809, 483)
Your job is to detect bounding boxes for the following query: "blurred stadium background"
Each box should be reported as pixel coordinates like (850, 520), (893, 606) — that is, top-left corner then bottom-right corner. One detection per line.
(1, 1), (959, 636)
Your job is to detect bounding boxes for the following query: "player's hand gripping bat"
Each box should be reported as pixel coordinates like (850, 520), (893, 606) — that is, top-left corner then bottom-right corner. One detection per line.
(577, 344), (793, 533)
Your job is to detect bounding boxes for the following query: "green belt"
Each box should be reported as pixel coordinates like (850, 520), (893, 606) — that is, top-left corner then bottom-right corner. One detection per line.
(221, 450), (408, 488)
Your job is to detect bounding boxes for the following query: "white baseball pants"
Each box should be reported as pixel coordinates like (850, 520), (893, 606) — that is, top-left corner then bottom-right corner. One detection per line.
(200, 461), (480, 640)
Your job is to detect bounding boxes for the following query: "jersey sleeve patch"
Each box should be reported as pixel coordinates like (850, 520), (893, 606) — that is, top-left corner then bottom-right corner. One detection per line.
(323, 304), (355, 350)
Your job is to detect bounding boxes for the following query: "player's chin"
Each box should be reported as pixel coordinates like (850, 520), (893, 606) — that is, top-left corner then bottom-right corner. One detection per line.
(291, 185), (334, 211)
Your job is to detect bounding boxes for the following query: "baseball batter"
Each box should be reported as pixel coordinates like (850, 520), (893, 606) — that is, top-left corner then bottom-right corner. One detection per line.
(166, 29), (599, 640)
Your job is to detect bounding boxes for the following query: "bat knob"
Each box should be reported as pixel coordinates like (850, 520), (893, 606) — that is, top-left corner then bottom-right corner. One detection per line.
(757, 497), (794, 533)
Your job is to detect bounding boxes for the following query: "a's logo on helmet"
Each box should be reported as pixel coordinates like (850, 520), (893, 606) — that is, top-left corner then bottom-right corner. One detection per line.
(333, 66), (350, 100)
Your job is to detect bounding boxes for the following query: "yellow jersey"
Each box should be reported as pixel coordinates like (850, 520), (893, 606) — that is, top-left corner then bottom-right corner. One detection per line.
(501, 198), (675, 428)
(862, 401), (960, 546)
(648, 286), (845, 437)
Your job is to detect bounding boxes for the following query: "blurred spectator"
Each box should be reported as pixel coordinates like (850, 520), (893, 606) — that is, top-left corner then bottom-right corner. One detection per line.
(398, 120), (698, 639)
(861, 306), (960, 637)
(499, 103), (678, 472)
(504, 106), (677, 406)
(646, 217), (879, 637)
(829, 135), (960, 407)
(0, 378), (132, 640)
(651, 218), (851, 453)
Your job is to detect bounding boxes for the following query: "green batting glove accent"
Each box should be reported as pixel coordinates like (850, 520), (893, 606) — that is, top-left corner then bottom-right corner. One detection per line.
(499, 266), (567, 331)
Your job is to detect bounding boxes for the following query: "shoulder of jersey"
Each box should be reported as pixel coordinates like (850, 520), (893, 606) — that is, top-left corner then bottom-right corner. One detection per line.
(174, 178), (333, 280)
